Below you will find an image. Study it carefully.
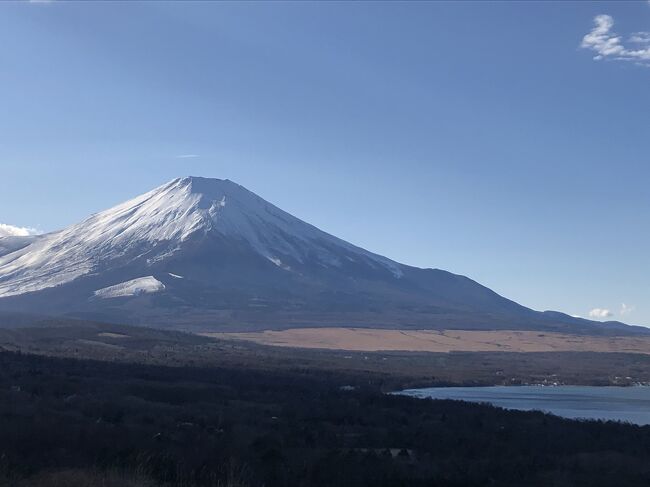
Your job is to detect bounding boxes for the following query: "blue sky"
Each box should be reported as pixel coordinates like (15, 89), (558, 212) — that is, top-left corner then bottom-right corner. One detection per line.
(1, 1), (649, 325)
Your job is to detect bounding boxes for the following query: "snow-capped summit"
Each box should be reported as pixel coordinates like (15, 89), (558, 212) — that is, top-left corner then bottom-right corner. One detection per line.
(0, 177), (639, 334)
(0, 177), (400, 298)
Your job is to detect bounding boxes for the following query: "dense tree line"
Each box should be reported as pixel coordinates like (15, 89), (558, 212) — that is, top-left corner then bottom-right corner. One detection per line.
(1, 351), (650, 486)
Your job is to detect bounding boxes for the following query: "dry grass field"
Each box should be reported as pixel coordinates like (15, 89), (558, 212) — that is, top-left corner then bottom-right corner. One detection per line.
(205, 328), (650, 354)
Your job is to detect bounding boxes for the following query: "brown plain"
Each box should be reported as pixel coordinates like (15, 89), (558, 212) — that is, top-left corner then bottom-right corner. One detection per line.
(204, 328), (650, 354)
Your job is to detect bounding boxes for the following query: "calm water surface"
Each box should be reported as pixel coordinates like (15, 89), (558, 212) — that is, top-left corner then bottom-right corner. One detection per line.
(400, 386), (650, 425)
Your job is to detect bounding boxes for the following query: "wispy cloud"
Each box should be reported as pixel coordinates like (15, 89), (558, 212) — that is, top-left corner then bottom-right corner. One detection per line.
(0, 224), (39, 238)
(620, 303), (635, 316)
(589, 308), (613, 319)
(630, 32), (650, 44)
(581, 14), (650, 66)
(176, 154), (200, 159)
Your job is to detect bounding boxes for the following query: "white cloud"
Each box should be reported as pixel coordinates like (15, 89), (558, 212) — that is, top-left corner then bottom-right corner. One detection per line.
(589, 308), (613, 319)
(176, 154), (199, 159)
(0, 224), (39, 237)
(581, 15), (650, 66)
(620, 303), (635, 316)
(630, 32), (650, 44)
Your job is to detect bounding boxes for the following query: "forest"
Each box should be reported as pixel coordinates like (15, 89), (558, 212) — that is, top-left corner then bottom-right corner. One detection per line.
(2, 351), (650, 486)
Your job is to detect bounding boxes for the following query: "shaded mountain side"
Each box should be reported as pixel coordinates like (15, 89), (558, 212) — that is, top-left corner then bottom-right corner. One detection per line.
(0, 265), (641, 335)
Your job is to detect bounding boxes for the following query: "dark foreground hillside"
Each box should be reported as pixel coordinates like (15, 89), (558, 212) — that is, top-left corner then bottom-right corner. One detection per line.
(2, 353), (650, 486)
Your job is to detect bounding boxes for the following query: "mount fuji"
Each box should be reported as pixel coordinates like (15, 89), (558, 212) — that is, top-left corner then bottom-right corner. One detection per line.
(0, 177), (640, 334)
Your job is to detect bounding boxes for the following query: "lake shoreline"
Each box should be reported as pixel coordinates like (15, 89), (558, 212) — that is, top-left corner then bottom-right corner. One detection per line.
(398, 385), (650, 425)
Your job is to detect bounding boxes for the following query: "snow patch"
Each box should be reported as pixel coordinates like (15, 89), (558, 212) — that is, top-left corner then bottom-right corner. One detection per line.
(267, 256), (291, 271)
(94, 276), (165, 299)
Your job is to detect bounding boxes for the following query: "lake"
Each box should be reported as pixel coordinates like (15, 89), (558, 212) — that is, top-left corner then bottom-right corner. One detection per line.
(400, 386), (650, 425)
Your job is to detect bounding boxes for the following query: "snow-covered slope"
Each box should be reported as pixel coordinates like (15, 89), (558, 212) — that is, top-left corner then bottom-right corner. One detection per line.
(0, 236), (40, 258)
(0, 176), (641, 335)
(0, 177), (401, 298)
(94, 276), (165, 299)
